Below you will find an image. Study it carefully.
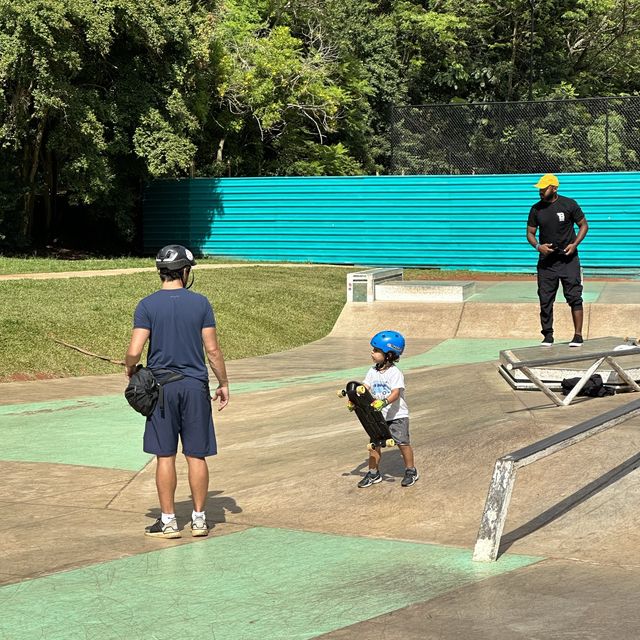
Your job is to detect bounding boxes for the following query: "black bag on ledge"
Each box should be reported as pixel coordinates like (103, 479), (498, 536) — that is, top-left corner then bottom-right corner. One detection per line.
(125, 366), (185, 416)
(560, 374), (615, 398)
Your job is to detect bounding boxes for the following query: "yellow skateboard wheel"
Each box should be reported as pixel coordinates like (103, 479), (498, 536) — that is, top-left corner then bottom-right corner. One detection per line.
(386, 438), (396, 447)
(356, 385), (366, 395)
(337, 389), (346, 397)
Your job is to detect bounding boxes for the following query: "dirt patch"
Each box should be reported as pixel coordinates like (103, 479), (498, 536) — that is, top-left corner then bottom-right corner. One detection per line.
(410, 271), (636, 282)
(2, 372), (60, 383)
(412, 272), (536, 281)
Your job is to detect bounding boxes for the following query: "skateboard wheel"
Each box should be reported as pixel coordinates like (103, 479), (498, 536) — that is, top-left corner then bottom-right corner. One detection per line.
(386, 439), (396, 447)
(356, 385), (366, 395)
(337, 389), (346, 397)
(367, 443), (374, 451)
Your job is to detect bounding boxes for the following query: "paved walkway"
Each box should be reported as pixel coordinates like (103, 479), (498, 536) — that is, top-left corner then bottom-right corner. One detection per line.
(0, 262), (345, 281)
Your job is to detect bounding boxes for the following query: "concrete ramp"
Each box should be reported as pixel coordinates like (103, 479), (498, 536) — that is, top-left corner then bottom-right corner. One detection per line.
(332, 285), (640, 341)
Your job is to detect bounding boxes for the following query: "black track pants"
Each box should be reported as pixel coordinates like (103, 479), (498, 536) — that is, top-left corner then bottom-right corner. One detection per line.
(537, 256), (583, 337)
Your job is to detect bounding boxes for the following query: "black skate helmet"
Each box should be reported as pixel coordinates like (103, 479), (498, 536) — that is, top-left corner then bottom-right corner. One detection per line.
(155, 244), (196, 272)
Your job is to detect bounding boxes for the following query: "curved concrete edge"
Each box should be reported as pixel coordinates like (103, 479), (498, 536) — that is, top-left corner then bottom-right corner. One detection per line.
(331, 301), (640, 340)
(330, 303), (464, 339)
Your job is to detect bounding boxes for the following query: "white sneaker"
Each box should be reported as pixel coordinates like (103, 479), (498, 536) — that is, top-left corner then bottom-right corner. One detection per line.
(190, 514), (209, 537)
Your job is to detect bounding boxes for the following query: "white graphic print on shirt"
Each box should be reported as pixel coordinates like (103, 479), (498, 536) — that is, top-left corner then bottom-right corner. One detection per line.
(363, 365), (409, 421)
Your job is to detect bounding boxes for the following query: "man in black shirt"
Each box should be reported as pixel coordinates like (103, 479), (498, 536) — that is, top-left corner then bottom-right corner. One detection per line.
(526, 174), (589, 347)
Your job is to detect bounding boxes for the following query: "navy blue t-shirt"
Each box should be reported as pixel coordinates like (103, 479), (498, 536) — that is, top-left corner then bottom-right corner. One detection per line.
(133, 289), (216, 381)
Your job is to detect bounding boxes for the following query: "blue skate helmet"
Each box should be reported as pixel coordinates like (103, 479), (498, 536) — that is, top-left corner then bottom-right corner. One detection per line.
(370, 330), (405, 356)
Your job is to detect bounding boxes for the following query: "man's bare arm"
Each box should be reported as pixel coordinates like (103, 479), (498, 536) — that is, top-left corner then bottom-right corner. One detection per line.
(564, 217), (589, 255)
(202, 326), (229, 410)
(125, 328), (150, 378)
(527, 224), (554, 256)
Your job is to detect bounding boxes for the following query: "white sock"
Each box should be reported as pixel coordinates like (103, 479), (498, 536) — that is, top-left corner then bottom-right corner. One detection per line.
(192, 510), (205, 521)
(161, 512), (176, 524)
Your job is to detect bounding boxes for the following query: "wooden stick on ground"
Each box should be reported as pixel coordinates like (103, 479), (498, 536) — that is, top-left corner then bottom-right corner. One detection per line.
(51, 337), (125, 366)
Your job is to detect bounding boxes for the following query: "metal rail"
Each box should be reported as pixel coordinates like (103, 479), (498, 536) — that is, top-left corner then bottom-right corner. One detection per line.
(506, 346), (640, 371)
(502, 347), (640, 406)
(473, 398), (640, 562)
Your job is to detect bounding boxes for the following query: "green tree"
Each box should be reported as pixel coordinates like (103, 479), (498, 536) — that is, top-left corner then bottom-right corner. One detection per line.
(0, 0), (217, 247)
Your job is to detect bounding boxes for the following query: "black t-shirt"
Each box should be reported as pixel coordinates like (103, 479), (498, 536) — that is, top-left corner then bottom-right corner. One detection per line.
(527, 195), (585, 253)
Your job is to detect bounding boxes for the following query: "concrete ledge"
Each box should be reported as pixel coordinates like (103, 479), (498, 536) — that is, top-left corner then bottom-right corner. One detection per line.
(588, 304), (640, 339)
(456, 303), (588, 339)
(375, 280), (475, 302)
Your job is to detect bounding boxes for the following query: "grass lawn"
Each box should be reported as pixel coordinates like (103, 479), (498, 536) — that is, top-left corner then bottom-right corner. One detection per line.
(0, 266), (352, 381)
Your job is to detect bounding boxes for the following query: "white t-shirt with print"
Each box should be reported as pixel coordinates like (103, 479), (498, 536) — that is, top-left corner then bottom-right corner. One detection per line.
(363, 365), (409, 421)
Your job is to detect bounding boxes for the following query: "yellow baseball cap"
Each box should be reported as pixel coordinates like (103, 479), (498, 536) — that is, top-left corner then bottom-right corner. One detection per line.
(534, 173), (559, 189)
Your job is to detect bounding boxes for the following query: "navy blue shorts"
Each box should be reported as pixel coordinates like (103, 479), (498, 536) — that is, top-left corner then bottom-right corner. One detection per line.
(143, 377), (217, 457)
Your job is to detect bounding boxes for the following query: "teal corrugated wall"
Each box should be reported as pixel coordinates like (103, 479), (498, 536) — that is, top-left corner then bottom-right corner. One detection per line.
(143, 172), (640, 272)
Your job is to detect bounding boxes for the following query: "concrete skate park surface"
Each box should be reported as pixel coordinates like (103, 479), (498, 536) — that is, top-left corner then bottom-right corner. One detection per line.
(3, 278), (640, 639)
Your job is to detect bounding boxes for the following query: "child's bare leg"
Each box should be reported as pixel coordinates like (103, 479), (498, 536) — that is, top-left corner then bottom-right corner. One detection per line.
(398, 444), (415, 469)
(367, 446), (382, 471)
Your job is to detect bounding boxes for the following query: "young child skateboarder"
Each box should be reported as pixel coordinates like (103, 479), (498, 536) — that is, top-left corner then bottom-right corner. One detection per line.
(356, 330), (419, 488)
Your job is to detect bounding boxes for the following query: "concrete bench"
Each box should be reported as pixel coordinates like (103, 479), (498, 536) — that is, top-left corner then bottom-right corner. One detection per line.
(375, 280), (475, 302)
(346, 268), (475, 303)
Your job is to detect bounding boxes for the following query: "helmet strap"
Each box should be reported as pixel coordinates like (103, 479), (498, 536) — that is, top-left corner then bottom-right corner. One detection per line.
(181, 267), (194, 290)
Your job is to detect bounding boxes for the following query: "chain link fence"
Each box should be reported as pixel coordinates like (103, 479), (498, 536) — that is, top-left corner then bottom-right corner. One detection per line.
(390, 97), (640, 175)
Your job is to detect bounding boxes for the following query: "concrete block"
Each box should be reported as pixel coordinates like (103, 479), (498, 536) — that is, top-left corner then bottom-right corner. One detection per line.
(375, 280), (475, 302)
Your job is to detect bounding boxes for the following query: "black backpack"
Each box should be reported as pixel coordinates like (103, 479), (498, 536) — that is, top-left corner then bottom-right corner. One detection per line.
(125, 366), (185, 417)
(560, 373), (615, 398)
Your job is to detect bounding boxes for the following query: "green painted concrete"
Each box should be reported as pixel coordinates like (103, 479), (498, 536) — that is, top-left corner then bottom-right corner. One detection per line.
(231, 338), (539, 393)
(0, 527), (541, 640)
(400, 338), (540, 368)
(0, 395), (150, 470)
(0, 339), (528, 468)
(467, 281), (604, 303)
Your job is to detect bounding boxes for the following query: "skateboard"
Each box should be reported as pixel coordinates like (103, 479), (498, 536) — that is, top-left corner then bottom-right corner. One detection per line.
(338, 380), (396, 451)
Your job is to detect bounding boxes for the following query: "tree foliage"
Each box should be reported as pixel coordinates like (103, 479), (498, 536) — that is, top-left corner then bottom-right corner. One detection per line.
(1, 0), (639, 248)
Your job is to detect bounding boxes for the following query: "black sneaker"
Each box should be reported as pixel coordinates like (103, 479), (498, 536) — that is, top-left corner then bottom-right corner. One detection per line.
(357, 471), (382, 488)
(401, 468), (419, 487)
(144, 517), (181, 539)
(569, 334), (583, 347)
(541, 335), (554, 347)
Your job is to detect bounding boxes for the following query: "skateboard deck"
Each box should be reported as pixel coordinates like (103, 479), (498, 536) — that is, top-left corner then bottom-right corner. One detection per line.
(339, 380), (396, 450)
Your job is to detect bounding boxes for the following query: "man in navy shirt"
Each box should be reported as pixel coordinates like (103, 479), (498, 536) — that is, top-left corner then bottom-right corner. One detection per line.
(125, 245), (229, 538)
(526, 174), (589, 347)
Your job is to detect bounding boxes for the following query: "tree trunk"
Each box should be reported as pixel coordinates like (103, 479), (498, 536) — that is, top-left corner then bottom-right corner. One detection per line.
(44, 148), (56, 241)
(507, 15), (518, 101)
(22, 113), (48, 242)
(216, 136), (225, 162)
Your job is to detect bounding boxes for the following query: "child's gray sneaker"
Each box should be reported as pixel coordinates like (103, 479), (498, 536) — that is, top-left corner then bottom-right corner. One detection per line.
(401, 468), (419, 487)
(144, 517), (181, 539)
(358, 471), (382, 488)
(190, 515), (209, 537)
